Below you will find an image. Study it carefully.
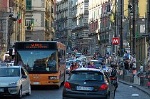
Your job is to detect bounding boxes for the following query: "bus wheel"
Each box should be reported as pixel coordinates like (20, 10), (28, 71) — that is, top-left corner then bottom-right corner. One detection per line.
(56, 83), (61, 89)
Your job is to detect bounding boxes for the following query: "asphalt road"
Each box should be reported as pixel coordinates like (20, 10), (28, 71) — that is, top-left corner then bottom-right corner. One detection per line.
(1, 75), (150, 99)
(22, 83), (150, 99)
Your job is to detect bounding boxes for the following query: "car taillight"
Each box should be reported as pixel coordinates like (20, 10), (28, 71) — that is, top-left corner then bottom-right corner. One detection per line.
(99, 84), (108, 90)
(64, 82), (71, 89)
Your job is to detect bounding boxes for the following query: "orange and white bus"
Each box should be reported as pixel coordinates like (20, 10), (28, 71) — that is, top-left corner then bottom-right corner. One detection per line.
(9, 41), (66, 88)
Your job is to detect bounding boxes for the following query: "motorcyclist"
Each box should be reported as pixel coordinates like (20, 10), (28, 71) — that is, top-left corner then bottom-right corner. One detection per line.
(110, 61), (118, 76)
(110, 61), (118, 91)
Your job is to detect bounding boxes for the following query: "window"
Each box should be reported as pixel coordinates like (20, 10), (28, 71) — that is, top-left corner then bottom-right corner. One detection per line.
(25, 19), (34, 30)
(70, 71), (104, 81)
(26, 0), (32, 10)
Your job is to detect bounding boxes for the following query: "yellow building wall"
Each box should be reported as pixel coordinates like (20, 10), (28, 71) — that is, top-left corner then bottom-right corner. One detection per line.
(12, 0), (25, 42)
(124, 0), (129, 17)
(138, 0), (147, 18)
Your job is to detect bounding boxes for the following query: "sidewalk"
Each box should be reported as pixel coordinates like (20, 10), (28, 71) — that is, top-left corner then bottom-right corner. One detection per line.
(119, 77), (150, 97)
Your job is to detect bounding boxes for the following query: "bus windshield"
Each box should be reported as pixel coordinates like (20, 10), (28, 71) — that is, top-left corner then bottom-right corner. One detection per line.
(16, 50), (57, 72)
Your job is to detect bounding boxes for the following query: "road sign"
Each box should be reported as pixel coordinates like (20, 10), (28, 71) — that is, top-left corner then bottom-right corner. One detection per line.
(112, 37), (120, 45)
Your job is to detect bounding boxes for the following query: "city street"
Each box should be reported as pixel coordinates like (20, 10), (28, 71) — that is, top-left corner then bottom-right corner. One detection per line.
(1, 75), (150, 99)
(22, 83), (149, 99)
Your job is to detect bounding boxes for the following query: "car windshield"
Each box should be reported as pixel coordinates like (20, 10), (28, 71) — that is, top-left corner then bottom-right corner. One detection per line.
(69, 71), (104, 81)
(0, 68), (20, 77)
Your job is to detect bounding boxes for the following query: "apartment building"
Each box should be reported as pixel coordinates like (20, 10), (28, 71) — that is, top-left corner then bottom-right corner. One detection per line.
(0, 0), (8, 58)
(0, 0), (25, 58)
(56, 0), (89, 54)
(55, 0), (72, 50)
(25, 0), (55, 41)
(88, 0), (102, 54)
(134, 0), (147, 69)
(13, 0), (26, 43)
(71, 0), (89, 54)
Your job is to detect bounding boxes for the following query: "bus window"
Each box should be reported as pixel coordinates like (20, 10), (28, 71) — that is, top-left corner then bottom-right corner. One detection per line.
(16, 50), (58, 72)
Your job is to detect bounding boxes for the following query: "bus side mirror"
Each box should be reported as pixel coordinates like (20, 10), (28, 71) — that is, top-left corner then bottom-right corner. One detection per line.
(9, 49), (13, 56)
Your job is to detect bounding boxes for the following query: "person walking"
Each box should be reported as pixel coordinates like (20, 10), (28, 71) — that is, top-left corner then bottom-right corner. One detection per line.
(146, 61), (150, 88)
(87, 61), (96, 68)
(70, 62), (79, 73)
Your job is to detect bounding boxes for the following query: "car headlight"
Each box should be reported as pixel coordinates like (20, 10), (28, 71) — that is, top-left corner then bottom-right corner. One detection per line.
(8, 82), (19, 94)
(9, 82), (18, 87)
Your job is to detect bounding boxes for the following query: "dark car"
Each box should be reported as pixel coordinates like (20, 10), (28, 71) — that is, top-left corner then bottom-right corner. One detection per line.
(62, 68), (114, 99)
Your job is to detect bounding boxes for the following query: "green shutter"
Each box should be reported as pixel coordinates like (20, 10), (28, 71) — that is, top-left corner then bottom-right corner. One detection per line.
(26, 0), (32, 10)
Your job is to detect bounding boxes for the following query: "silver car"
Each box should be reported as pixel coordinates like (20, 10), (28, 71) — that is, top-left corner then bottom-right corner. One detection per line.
(0, 66), (31, 98)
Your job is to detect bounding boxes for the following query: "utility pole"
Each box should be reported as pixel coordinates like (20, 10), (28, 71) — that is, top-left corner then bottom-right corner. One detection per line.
(114, 0), (117, 54)
(148, 0), (150, 37)
(120, 0), (123, 56)
(132, 0), (136, 56)
(148, 0), (150, 60)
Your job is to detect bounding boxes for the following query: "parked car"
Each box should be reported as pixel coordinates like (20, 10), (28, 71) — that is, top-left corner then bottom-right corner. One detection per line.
(62, 68), (114, 99)
(0, 65), (31, 98)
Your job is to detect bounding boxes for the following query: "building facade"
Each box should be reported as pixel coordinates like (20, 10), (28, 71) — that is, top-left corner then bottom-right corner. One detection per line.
(55, 0), (72, 51)
(56, 0), (89, 54)
(13, 0), (26, 43)
(25, 0), (55, 41)
(0, 0), (9, 58)
(71, 0), (89, 54)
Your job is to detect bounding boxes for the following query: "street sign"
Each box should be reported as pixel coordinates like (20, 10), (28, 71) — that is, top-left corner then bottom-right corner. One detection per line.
(112, 37), (120, 45)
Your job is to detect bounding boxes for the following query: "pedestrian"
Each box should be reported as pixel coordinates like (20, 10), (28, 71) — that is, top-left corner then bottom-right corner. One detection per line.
(146, 61), (150, 88)
(70, 62), (78, 73)
(87, 61), (96, 68)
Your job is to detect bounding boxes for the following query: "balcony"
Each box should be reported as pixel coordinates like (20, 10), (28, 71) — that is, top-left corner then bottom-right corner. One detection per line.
(71, 24), (88, 31)
(25, 26), (33, 32)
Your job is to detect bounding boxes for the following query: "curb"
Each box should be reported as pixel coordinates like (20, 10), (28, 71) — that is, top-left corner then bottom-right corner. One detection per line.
(119, 80), (150, 97)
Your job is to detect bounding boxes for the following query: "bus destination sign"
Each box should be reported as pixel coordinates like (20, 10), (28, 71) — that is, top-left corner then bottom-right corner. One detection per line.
(25, 43), (48, 49)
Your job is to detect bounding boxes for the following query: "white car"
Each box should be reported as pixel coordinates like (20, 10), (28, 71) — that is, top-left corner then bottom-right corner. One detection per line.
(0, 66), (31, 98)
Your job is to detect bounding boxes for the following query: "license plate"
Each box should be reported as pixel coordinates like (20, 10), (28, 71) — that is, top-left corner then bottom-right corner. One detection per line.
(0, 88), (4, 92)
(76, 86), (93, 91)
(33, 82), (40, 85)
